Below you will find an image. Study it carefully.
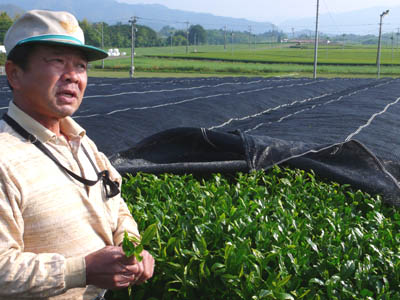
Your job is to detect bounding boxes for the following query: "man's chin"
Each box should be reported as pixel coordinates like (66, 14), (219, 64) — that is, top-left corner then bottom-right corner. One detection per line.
(54, 109), (78, 119)
(54, 104), (80, 118)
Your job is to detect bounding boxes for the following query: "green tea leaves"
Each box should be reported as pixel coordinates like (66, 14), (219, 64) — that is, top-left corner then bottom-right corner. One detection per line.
(141, 223), (158, 246)
(122, 231), (141, 260)
(115, 168), (400, 300)
(122, 223), (158, 262)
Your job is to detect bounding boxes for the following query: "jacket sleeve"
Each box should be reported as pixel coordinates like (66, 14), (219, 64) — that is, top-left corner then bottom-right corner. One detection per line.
(0, 166), (86, 298)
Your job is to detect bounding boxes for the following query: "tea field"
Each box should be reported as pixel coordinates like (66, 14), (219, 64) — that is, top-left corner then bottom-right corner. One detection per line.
(90, 43), (400, 78)
(110, 168), (400, 299)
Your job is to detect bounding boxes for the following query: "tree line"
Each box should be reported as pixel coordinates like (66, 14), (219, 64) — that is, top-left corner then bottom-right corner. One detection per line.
(1, 11), (395, 51)
(78, 20), (287, 49)
(0, 11), (286, 49)
(0, 12), (13, 44)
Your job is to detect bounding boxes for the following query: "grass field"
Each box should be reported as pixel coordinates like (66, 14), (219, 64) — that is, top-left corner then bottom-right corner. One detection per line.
(89, 43), (400, 78)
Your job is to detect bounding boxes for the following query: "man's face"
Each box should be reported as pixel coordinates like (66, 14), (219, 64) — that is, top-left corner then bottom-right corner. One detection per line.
(10, 44), (88, 124)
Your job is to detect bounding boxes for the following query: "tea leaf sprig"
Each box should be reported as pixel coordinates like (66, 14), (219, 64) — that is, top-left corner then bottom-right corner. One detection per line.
(122, 223), (158, 262)
(121, 223), (158, 299)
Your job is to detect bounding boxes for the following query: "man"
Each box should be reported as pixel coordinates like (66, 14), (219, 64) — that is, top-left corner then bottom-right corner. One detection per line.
(0, 9), (154, 300)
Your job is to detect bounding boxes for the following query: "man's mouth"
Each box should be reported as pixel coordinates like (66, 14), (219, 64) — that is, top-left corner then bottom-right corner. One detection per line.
(58, 90), (78, 99)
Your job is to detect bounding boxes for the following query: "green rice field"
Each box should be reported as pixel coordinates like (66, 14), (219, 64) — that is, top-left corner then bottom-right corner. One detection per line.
(89, 43), (400, 78)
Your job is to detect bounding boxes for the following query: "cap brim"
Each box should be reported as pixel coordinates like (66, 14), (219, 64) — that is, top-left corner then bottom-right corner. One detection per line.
(15, 39), (108, 62)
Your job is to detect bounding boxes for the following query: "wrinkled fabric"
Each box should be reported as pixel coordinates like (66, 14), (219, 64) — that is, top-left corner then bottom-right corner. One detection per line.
(0, 102), (139, 299)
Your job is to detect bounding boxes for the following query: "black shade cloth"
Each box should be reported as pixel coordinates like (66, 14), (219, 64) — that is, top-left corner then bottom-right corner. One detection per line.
(1, 76), (399, 206)
(109, 127), (400, 206)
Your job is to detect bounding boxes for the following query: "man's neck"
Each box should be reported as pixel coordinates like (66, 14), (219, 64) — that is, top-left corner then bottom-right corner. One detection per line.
(35, 118), (63, 137)
(13, 101), (63, 137)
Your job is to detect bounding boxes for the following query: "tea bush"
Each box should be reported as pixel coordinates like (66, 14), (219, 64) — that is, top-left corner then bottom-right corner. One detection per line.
(108, 166), (400, 299)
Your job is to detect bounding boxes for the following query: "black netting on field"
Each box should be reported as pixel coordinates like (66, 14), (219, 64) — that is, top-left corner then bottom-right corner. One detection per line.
(1, 76), (400, 206)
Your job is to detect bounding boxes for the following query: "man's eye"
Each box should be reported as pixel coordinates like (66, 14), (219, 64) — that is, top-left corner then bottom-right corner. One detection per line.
(45, 57), (64, 65)
(77, 63), (87, 72)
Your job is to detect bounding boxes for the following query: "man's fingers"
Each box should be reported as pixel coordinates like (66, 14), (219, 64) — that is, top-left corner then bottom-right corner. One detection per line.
(132, 251), (155, 285)
(131, 264), (140, 274)
(120, 273), (136, 283)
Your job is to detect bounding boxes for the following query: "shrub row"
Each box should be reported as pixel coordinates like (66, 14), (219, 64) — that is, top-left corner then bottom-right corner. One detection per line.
(108, 166), (400, 299)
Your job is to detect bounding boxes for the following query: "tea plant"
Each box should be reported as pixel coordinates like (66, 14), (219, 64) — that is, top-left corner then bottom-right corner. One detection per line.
(119, 224), (158, 299)
(122, 223), (158, 262)
(107, 166), (400, 299)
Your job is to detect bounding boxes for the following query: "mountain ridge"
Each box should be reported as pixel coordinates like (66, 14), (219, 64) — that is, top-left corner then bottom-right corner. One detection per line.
(278, 6), (400, 35)
(2, 1), (399, 35)
(1, 0), (276, 34)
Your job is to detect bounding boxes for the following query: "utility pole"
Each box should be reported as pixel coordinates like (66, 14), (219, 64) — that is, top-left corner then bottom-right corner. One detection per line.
(377, 10), (389, 79)
(391, 32), (394, 65)
(129, 16), (137, 78)
(224, 25), (227, 50)
(170, 30), (173, 54)
(231, 30), (234, 55)
(185, 21), (189, 54)
(93, 22), (105, 68)
(101, 22), (104, 69)
(313, 0), (320, 79)
(342, 33), (345, 50)
(248, 26), (252, 48)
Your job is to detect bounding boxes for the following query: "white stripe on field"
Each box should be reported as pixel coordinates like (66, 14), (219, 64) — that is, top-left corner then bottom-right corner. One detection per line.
(83, 78), (313, 99)
(209, 92), (330, 130)
(74, 93), (229, 119)
(243, 80), (395, 133)
(76, 80), (319, 118)
(345, 96), (400, 142)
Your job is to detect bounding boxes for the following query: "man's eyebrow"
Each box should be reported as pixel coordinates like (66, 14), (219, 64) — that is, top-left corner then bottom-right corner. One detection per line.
(47, 49), (88, 61)
(45, 50), (63, 57)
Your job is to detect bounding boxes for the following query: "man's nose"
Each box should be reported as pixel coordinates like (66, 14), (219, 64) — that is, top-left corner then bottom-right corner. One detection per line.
(62, 63), (81, 83)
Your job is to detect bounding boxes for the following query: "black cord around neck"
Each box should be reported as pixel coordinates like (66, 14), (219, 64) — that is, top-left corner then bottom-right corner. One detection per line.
(2, 113), (120, 198)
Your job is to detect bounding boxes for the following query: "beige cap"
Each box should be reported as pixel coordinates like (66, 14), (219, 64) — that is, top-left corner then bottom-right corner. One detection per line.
(5, 9), (108, 61)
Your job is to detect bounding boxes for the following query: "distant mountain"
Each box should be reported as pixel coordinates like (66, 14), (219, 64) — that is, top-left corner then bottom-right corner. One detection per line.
(6, 0), (394, 36)
(2, 0), (276, 34)
(279, 6), (400, 36)
(0, 4), (25, 18)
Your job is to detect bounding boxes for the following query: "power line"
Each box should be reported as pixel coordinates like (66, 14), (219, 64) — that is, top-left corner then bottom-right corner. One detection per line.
(320, 0), (341, 35)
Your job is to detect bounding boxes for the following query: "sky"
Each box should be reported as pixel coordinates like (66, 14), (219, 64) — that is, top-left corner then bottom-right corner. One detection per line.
(118, 0), (400, 24)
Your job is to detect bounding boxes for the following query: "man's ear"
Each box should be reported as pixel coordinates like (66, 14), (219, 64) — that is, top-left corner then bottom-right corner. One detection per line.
(5, 60), (23, 90)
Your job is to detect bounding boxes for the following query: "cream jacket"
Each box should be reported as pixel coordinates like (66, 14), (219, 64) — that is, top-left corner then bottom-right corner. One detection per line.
(0, 102), (139, 299)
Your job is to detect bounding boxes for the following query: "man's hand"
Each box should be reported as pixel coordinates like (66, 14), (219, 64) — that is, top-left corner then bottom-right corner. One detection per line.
(129, 249), (155, 285)
(85, 246), (155, 289)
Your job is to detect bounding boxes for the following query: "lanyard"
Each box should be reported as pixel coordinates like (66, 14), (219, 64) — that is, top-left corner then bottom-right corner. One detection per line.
(2, 113), (120, 198)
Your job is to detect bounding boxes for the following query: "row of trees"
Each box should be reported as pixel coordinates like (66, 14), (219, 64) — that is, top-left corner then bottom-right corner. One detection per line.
(0, 11), (396, 50)
(79, 20), (287, 49)
(0, 11), (287, 49)
(0, 12), (13, 44)
(80, 20), (161, 48)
